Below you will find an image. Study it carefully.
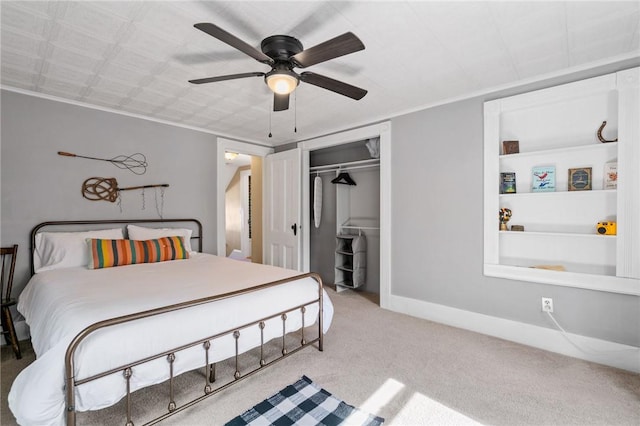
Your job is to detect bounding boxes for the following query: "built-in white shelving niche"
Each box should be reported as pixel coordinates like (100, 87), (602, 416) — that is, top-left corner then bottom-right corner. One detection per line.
(483, 68), (640, 295)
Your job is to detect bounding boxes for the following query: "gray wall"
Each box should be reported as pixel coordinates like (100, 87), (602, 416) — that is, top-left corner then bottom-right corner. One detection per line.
(1, 90), (218, 301)
(390, 77), (640, 347)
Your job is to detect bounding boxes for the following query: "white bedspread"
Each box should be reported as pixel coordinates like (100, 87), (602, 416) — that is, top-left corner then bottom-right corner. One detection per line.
(8, 254), (333, 426)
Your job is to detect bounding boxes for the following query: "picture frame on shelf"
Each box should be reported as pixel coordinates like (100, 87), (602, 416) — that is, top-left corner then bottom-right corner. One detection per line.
(502, 140), (519, 155)
(500, 172), (517, 194)
(604, 162), (617, 189)
(531, 165), (555, 192)
(568, 167), (592, 191)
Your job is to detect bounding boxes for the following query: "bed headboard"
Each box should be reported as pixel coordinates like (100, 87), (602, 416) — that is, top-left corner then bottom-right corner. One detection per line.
(29, 218), (203, 275)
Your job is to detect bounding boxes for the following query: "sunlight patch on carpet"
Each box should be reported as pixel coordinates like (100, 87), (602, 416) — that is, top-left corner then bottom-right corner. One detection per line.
(390, 391), (480, 425)
(358, 378), (404, 415)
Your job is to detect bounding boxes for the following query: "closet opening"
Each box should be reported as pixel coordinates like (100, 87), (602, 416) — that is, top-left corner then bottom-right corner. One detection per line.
(309, 139), (381, 298)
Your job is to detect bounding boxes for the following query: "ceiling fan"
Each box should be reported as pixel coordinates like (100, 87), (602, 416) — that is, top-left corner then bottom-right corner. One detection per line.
(188, 23), (368, 112)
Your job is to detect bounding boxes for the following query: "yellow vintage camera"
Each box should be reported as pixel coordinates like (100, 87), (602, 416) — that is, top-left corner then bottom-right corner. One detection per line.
(596, 221), (616, 235)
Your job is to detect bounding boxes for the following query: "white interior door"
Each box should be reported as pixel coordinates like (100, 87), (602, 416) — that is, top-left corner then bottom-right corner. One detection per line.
(264, 148), (301, 270)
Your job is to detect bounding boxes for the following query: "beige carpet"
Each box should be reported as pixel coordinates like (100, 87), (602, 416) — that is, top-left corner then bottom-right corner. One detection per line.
(2, 288), (639, 425)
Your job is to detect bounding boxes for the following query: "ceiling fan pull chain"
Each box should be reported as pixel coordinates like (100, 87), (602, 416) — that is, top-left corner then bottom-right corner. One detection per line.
(294, 91), (297, 133)
(268, 105), (273, 138)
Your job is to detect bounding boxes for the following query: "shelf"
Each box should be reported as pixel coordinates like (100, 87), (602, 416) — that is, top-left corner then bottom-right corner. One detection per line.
(484, 264), (640, 296)
(499, 256), (615, 275)
(500, 189), (616, 198)
(336, 265), (354, 272)
(336, 250), (353, 255)
(335, 280), (355, 288)
(336, 234), (357, 239)
(499, 230), (616, 239)
(499, 142), (617, 159)
(484, 68), (640, 293)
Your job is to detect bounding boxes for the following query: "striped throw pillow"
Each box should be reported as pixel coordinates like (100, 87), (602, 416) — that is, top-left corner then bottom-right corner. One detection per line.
(87, 236), (189, 269)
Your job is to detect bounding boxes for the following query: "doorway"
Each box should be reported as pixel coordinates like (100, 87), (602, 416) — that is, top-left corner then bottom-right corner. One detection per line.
(224, 152), (252, 260)
(216, 138), (273, 263)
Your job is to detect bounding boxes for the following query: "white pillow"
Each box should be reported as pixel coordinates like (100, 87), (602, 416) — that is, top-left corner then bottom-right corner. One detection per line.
(127, 224), (194, 253)
(34, 228), (124, 273)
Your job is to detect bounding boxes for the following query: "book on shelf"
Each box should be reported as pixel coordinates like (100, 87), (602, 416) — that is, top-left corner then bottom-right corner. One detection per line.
(502, 140), (519, 155)
(604, 162), (617, 189)
(531, 166), (555, 192)
(500, 172), (517, 194)
(568, 167), (592, 191)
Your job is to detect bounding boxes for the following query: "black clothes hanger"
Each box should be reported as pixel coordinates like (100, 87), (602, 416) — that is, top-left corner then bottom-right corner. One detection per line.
(331, 172), (357, 186)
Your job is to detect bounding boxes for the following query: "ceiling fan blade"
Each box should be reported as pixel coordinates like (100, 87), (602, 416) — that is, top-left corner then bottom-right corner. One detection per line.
(194, 23), (273, 65)
(189, 72), (265, 85)
(291, 32), (365, 68)
(300, 72), (367, 100)
(273, 93), (290, 111)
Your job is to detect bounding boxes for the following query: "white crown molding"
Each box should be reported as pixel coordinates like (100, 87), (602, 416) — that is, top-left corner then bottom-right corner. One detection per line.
(386, 53), (640, 122)
(0, 85), (272, 148)
(4, 54), (639, 150)
(292, 54), (640, 146)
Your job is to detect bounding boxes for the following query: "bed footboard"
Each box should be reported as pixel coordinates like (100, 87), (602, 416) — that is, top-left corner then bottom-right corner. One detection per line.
(64, 272), (324, 426)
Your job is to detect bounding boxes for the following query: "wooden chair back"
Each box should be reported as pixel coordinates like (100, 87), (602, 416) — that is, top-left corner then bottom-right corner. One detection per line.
(1, 245), (18, 302)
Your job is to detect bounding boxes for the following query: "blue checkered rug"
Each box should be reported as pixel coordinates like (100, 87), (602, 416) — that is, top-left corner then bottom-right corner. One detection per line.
(225, 375), (385, 426)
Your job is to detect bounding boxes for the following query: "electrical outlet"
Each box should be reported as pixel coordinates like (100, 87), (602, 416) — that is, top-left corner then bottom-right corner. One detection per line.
(541, 297), (553, 313)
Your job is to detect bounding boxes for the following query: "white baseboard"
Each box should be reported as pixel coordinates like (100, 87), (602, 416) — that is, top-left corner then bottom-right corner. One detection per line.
(0, 320), (29, 346)
(7, 305), (640, 373)
(387, 294), (640, 373)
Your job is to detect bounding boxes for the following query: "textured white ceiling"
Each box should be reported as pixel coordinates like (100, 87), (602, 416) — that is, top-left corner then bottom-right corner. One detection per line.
(2, 1), (639, 146)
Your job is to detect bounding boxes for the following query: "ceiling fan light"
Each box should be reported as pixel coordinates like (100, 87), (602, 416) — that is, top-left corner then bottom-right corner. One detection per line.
(266, 71), (299, 95)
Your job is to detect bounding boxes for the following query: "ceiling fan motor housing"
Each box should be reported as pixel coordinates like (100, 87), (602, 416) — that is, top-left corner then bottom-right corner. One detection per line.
(261, 35), (304, 60)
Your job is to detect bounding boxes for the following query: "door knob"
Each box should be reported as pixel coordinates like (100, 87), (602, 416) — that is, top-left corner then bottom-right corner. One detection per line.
(291, 223), (297, 236)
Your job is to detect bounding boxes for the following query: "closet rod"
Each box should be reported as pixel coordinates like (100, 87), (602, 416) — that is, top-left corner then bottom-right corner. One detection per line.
(309, 158), (379, 172)
(341, 225), (380, 230)
(310, 163), (380, 175)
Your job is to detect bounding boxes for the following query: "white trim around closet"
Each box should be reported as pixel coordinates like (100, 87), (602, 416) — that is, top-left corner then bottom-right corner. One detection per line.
(298, 122), (392, 308)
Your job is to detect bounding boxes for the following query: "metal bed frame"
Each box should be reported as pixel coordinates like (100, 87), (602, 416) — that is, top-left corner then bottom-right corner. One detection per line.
(29, 219), (324, 425)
